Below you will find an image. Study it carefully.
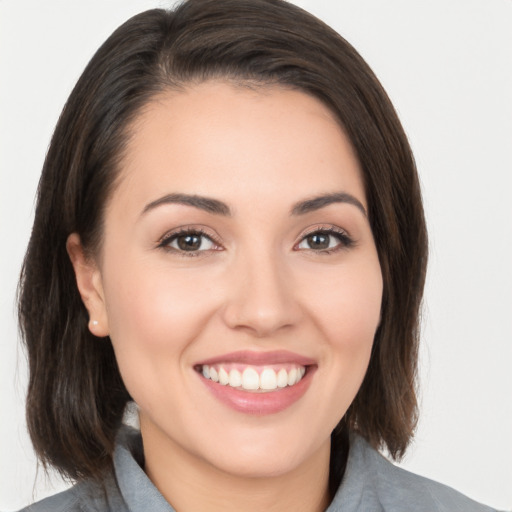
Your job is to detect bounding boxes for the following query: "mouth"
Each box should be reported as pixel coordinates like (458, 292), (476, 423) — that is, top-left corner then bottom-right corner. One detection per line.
(195, 363), (307, 392)
(194, 351), (316, 414)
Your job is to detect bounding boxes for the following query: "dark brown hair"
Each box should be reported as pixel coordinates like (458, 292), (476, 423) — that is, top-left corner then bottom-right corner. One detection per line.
(18, 0), (427, 486)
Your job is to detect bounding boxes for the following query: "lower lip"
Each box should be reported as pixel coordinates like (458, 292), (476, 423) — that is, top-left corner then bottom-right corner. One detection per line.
(199, 367), (315, 415)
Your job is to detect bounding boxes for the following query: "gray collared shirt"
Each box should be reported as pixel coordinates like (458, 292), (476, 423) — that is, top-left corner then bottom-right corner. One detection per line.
(20, 427), (498, 512)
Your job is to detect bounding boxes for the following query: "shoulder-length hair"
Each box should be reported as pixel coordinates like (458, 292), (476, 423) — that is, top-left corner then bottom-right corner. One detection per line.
(18, 0), (427, 483)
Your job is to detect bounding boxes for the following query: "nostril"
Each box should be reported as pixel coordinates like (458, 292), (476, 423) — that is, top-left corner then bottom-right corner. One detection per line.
(221, 299), (300, 337)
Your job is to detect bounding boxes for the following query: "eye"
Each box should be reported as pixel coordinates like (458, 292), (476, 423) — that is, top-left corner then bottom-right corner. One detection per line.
(296, 227), (354, 253)
(158, 228), (220, 255)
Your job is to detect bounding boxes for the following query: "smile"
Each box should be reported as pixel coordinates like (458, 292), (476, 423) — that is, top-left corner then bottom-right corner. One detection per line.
(199, 363), (307, 392)
(195, 351), (316, 415)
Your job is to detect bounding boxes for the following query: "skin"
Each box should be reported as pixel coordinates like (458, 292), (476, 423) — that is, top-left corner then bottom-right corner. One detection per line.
(68, 81), (383, 512)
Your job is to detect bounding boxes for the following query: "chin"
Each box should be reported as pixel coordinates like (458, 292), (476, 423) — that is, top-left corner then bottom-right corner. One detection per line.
(196, 426), (330, 479)
(207, 450), (307, 479)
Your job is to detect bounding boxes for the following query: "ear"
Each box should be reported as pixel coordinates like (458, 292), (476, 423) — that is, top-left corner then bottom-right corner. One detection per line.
(66, 233), (110, 337)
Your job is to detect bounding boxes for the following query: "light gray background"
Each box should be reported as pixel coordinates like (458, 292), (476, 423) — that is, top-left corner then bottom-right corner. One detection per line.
(1, 0), (511, 510)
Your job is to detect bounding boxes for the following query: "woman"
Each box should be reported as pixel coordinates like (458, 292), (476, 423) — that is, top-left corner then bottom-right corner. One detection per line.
(14, 0), (501, 510)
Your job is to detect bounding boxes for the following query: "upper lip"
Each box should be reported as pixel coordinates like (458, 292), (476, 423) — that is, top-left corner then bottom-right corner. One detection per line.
(196, 350), (316, 367)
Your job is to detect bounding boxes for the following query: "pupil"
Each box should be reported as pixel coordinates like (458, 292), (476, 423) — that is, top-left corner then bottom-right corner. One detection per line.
(308, 233), (329, 249)
(178, 234), (201, 251)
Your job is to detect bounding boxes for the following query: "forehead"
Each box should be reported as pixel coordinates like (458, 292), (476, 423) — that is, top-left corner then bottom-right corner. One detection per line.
(111, 81), (366, 216)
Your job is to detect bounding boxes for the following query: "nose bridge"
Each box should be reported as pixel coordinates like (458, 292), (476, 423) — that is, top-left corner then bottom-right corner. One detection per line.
(222, 242), (300, 337)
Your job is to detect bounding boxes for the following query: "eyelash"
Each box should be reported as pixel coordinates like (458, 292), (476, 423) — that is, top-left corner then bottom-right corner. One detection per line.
(297, 225), (355, 254)
(157, 227), (221, 258)
(157, 225), (355, 258)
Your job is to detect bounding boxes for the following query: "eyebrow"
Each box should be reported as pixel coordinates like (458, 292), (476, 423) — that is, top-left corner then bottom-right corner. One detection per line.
(142, 193), (232, 216)
(141, 191), (367, 218)
(290, 192), (367, 217)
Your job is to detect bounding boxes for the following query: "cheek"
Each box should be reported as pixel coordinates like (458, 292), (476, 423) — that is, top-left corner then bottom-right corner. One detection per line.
(100, 261), (223, 421)
(103, 259), (215, 347)
(308, 259), (383, 349)
(305, 256), (382, 404)
(100, 259), (222, 402)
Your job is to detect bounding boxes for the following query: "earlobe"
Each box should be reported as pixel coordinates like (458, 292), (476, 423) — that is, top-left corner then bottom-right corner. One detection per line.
(66, 233), (110, 337)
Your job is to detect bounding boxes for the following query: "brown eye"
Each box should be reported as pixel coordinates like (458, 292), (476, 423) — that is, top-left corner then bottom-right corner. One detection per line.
(296, 228), (353, 253)
(305, 233), (331, 250)
(177, 234), (202, 251)
(164, 231), (216, 252)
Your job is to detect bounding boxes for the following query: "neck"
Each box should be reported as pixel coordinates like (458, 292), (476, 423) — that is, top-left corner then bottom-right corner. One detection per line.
(140, 418), (331, 512)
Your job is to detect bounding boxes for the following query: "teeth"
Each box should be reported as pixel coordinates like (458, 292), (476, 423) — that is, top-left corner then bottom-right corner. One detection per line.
(260, 368), (277, 390)
(242, 367), (260, 390)
(200, 364), (307, 391)
(229, 369), (242, 387)
(218, 367), (229, 385)
(277, 368), (288, 388)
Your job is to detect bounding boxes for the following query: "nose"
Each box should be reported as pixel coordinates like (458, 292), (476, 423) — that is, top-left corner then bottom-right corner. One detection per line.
(221, 248), (302, 338)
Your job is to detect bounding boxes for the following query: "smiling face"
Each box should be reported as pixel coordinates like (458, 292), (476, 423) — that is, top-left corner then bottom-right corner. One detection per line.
(69, 81), (382, 486)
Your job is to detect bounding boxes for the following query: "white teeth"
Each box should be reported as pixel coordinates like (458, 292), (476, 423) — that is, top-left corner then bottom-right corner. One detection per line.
(200, 364), (307, 391)
(229, 369), (242, 387)
(242, 367), (260, 390)
(218, 367), (229, 385)
(260, 368), (277, 390)
(277, 368), (288, 388)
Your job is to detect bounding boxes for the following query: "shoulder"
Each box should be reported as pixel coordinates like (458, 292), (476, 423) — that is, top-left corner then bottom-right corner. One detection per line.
(369, 444), (497, 512)
(16, 427), (145, 512)
(16, 474), (126, 512)
(17, 484), (84, 512)
(330, 434), (499, 512)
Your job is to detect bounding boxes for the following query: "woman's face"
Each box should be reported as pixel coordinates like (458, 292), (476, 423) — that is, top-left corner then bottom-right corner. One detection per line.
(75, 81), (382, 478)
